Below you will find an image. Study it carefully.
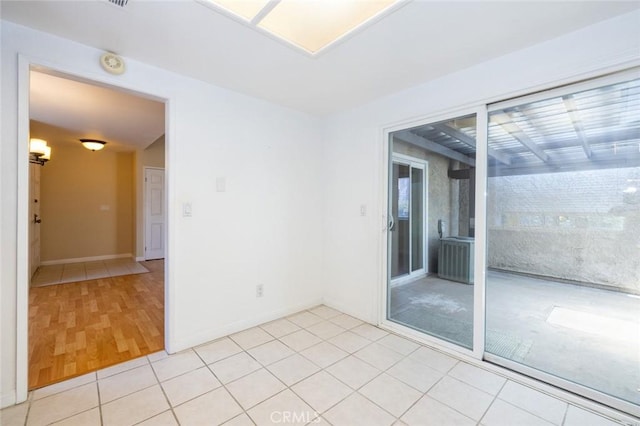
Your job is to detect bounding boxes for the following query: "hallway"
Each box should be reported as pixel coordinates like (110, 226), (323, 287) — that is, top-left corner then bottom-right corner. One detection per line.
(28, 260), (164, 389)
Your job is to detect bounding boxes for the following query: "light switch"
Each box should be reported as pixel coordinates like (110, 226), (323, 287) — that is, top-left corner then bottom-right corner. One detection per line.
(183, 203), (192, 217)
(360, 204), (367, 217)
(216, 177), (226, 192)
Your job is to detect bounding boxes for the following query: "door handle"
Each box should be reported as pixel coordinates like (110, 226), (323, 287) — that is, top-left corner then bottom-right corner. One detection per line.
(389, 213), (395, 231)
(34, 214), (42, 224)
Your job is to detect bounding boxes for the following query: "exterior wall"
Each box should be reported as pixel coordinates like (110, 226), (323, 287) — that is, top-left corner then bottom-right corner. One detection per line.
(393, 140), (461, 274)
(458, 176), (471, 236)
(487, 169), (640, 293)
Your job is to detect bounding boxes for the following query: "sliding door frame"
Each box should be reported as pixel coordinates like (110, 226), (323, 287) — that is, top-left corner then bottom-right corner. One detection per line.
(379, 106), (486, 360)
(389, 153), (428, 285)
(378, 67), (640, 419)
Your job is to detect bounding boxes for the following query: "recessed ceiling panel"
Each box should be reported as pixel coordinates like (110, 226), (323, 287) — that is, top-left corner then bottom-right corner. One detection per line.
(257, 0), (400, 53)
(205, 0), (271, 21)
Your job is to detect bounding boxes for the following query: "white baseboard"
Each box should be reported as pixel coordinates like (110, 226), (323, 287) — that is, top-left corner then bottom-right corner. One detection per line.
(40, 253), (134, 266)
(322, 297), (375, 324)
(135, 256), (145, 262)
(1, 389), (16, 409)
(169, 299), (323, 354)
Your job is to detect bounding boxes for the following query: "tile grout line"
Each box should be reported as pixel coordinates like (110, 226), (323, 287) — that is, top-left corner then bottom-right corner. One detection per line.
(22, 391), (33, 426)
(477, 375), (509, 425)
(96, 378), (105, 426)
(216, 312), (385, 422)
(195, 346), (259, 425)
(495, 396), (570, 426)
(296, 327), (425, 422)
(497, 380), (610, 425)
(27, 380), (101, 426)
(560, 401), (570, 425)
(389, 357), (460, 422)
(286, 327), (401, 421)
(145, 351), (181, 426)
(225, 345), (296, 414)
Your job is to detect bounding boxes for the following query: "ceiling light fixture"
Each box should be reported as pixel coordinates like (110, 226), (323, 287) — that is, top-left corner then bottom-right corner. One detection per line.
(29, 138), (52, 166)
(200, 0), (404, 55)
(80, 139), (107, 151)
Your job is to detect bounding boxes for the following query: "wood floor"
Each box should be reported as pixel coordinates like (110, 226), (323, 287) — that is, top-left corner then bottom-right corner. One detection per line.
(28, 260), (164, 390)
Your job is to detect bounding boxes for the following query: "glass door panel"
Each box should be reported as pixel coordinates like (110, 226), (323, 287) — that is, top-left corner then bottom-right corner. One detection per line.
(388, 114), (477, 350)
(485, 76), (640, 406)
(391, 163), (411, 278)
(411, 167), (424, 272)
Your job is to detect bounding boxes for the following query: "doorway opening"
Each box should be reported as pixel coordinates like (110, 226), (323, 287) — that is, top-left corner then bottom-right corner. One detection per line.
(27, 69), (167, 390)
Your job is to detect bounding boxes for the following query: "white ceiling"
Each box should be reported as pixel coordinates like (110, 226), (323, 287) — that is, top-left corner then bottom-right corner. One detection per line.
(3, 1), (640, 117)
(30, 71), (165, 151)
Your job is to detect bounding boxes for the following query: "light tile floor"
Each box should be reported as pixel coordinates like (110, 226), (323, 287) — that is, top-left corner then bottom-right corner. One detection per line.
(31, 259), (149, 287)
(1, 305), (632, 426)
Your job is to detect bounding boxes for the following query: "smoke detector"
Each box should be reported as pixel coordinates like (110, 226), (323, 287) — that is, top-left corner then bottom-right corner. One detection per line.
(100, 52), (125, 75)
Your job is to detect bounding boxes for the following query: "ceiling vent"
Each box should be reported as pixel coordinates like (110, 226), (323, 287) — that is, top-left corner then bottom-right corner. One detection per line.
(107, 0), (129, 7)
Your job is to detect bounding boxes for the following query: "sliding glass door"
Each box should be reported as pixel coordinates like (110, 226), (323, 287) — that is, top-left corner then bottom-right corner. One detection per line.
(390, 156), (426, 281)
(384, 69), (640, 415)
(484, 73), (640, 409)
(387, 114), (477, 350)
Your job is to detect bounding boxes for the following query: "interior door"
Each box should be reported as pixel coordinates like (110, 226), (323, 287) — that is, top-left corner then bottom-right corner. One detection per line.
(29, 163), (41, 280)
(145, 168), (165, 260)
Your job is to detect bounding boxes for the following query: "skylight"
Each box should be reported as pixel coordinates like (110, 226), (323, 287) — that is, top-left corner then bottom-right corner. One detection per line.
(201, 0), (403, 55)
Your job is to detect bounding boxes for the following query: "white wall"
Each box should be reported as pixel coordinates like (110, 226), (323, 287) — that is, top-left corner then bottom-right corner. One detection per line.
(321, 11), (640, 324)
(0, 21), (324, 406)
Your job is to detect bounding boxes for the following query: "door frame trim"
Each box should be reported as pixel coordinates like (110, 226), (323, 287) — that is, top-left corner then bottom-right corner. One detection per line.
(16, 55), (175, 402)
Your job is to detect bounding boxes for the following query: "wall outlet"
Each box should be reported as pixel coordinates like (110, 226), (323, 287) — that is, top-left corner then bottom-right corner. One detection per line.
(256, 284), (264, 298)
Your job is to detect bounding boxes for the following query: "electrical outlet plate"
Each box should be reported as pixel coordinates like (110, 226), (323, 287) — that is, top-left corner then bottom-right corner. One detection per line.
(256, 284), (264, 298)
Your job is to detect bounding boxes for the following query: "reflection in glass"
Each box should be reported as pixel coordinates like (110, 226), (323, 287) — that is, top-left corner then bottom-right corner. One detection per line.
(485, 77), (640, 405)
(388, 114), (477, 350)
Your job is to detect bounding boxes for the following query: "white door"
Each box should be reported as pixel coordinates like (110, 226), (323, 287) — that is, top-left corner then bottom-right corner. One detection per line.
(29, 163), (41, 280)
(145, 168), (165, 260)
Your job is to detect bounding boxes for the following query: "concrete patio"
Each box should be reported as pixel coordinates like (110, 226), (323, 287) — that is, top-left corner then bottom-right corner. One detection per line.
(389, 270), (640, 405)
